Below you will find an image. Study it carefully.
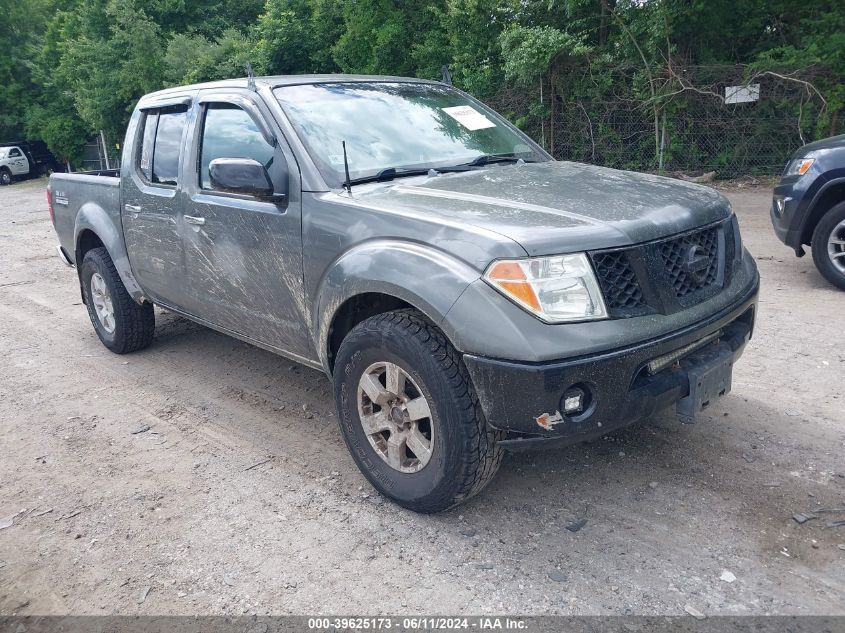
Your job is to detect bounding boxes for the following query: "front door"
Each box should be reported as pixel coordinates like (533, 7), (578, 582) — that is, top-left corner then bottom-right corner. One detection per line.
(121, 103), (191, 305)
(7, 148), (28, 175)
(181, 93), (311, 359)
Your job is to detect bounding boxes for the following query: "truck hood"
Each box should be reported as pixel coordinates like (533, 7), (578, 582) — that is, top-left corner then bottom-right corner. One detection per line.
(354, 161), (732, 255)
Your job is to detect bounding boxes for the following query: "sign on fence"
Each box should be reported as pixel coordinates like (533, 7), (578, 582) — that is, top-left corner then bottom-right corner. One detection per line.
(724, 84), (760, 104)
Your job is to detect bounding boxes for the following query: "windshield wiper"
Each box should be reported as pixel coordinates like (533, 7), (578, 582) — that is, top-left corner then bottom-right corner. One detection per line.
(348, 164), (477, 186)
(345, 156), (531, 187)
(348, 167), (432, 186)
(464, 153), (533, 167)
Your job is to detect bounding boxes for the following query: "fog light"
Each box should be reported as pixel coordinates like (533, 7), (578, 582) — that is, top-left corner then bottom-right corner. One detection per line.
(563, 387), (585, 414)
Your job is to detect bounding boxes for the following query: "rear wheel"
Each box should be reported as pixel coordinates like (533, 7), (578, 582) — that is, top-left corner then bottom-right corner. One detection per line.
(333, 309), (504, 513)
(80, 247), (155, 353)
(811, 202), (845, 290)
(0, 169), (11, 186)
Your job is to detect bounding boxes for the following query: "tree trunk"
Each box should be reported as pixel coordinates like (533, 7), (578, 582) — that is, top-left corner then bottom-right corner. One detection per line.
(599, 0), (616, 46)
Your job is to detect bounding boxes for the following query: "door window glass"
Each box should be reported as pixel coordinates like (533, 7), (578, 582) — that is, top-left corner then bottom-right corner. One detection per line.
(138, 114), (157, 181)
(9, 148), (21, 157)
(199, 104), (274, 190)
(137, 107), (187, 186)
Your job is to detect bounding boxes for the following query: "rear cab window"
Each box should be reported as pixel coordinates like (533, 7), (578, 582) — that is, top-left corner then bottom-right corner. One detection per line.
(137, 106), (188, 186)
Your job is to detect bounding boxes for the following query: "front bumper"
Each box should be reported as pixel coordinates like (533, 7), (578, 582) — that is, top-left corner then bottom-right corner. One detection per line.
(463, 278), (759, 450)
(771, 171), (826, 256)
(770, 186), (803, 253)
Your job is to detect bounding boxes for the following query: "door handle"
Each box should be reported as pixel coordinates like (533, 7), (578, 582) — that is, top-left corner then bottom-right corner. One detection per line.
(124, 204), (141, 216)
(184, 215), (206, 226)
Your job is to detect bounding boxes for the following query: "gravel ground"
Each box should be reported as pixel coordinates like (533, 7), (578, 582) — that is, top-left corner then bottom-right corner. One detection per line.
(0, 177), (843, 616)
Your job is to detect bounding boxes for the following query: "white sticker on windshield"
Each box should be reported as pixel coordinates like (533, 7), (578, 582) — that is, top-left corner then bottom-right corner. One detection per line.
(442, 106), (496, 131)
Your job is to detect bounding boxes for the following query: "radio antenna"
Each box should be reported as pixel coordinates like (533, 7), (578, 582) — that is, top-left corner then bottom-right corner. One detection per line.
(245, 61), (256, 92)
(342, 141), (352, 194)
(441, 65), (452, 85)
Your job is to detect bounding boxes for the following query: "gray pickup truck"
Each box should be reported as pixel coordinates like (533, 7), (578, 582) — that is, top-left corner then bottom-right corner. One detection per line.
(48, 75), (759, 512)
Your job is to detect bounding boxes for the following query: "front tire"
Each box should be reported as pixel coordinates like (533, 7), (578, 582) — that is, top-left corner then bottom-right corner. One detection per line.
(0, 169), (11, 186)
(333, 309), (504, 513)
(80, 247), (155, 353)
(811, 202), (845, 291)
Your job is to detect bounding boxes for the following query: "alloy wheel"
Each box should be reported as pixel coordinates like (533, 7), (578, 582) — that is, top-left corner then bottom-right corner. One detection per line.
(827, 219), (845, 274)
(357, 361), (434, 473)
(90, 272), (116, 333)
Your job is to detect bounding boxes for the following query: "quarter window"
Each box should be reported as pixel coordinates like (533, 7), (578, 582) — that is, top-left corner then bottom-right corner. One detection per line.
(199, 104), (274, 190)
(139, 115), (156, 181)
(137, 107), (187, 186)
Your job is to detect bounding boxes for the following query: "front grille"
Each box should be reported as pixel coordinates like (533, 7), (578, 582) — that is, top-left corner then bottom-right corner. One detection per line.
(658, 226), (719, 298)
(591, 251), (645, 310)
(590, 219), (734, 318)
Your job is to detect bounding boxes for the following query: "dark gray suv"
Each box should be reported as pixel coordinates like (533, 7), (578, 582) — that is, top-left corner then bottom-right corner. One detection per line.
(771, 134), (845, 289)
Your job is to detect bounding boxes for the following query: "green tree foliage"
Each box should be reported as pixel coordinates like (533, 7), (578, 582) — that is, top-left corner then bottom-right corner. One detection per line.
(500, 26), (590, 86)
(438, 0), (519, 95)
(24, 6), (90, 163)
(0, 0), (49, 140)
(332, 0), (447, 76)
(753, 2), (845, 135)
(255, 0), (318, 74)
(4, 0), (843, 166)
(52, 0), (166, 141)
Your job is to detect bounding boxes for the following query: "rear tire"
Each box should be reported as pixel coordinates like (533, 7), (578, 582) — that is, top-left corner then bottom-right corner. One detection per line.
(333, 309), (504, 513)
(811, 202), (845, 291)
(80, 247), (155, 353)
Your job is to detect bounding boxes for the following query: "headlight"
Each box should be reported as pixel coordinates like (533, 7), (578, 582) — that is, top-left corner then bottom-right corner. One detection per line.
(484, 253), (607, 323)
(784, 157), (814, 176)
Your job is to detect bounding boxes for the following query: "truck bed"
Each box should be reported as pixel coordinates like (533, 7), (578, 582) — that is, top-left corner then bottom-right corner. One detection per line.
(49, 172), (121, 266)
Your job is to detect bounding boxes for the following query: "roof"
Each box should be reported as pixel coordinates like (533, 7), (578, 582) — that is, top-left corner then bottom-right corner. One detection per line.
(143, 74), (440, 100)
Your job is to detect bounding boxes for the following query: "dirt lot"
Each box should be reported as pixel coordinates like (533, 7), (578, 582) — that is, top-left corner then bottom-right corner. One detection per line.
(0, 177), (843, 616)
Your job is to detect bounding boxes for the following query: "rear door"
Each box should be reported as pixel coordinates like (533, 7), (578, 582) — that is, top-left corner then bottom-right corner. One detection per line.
(180, 90), (311, 358)
(121, 100), (191, 306)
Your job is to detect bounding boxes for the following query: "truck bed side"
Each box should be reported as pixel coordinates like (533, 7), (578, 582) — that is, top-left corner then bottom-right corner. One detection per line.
(49, 172), (145, 301)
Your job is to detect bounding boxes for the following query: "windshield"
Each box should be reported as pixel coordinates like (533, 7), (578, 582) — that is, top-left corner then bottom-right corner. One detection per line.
(274, 82), (546, 186)
(0, 149), (7, 159)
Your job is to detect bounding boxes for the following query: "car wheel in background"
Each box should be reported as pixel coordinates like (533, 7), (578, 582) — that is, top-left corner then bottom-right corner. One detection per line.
(80, 246), (155, 353)
(811, 201), (845, 290)
(333, 309), (504, 513)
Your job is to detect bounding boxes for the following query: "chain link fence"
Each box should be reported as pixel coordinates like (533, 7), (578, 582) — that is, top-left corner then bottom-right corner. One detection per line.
(486, 64), (842, 179)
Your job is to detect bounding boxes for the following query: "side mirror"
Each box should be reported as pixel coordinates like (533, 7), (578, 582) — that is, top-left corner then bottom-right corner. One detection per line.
(209, 158), (283, 200)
